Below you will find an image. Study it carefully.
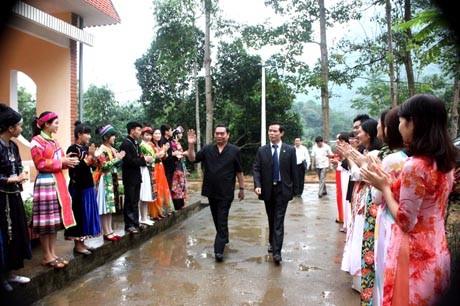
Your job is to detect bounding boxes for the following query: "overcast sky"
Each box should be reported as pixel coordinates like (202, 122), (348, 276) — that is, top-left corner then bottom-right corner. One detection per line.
(82, 0), (291, 103)
(18, 0), (363, 103)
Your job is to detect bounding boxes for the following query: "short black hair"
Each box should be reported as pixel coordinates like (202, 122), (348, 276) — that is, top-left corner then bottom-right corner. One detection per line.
(126, 121), (142, 134)
(215, 124), (230, 133)
(268, 121), (284, 133)
(315, 136), (323, 143)
(353, 114), (370, 123)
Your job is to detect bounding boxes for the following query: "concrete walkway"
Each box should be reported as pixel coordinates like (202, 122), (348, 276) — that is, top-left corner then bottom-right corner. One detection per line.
(0, 191), (207, 305)
(25, 183), (361, 306)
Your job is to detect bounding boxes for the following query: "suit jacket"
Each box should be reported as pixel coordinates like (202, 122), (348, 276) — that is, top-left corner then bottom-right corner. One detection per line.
(119, 136), (147, 185)
(253, 143), (298, 203)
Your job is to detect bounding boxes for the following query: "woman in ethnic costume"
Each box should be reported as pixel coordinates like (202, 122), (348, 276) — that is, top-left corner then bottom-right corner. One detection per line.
(372, 106), (407, 306)
(0, 104), (31, 291)
(139, 126), (156, 226)
(340, 118), (381, 294)
(94, 125), (125, 242)
(170, 126), (188, 210)
(362, 94), (455, 306)
(64, 121), (101, 255)
(150, 128), (174, 218)
(30, 111), (79, 269)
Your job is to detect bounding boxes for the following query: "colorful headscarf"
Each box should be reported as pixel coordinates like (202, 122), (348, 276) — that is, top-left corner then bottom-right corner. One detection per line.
(141, 126), (153, 134)
(37, 112), (58, 127)
(99, 125), (115, 137)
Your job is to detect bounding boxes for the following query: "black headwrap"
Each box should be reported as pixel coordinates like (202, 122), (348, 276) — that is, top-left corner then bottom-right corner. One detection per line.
(0, 103), (22, 132)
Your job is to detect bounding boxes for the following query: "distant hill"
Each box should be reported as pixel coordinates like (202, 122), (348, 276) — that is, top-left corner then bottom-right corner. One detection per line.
(295, 78), (369, 115)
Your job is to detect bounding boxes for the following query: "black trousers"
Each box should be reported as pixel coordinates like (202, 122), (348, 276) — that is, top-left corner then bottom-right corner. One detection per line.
(295, 164), (306, 195)
(264, 184), (289, 257)
(123, 183), (141, 230)
(208, 197), (232, 254)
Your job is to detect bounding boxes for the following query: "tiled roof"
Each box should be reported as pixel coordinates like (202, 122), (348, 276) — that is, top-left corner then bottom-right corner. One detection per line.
(84, 0), (120, 23)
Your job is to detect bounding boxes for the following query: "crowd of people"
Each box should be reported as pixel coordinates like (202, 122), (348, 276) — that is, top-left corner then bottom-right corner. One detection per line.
(1, 93), (457, 305)
(332, 94), (456, 306)
(0, 103), (191, 290)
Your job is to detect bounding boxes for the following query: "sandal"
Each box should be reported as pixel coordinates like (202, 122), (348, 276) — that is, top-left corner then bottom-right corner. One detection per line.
(55, 257), (69, 266)
(41, 259), (65, 269)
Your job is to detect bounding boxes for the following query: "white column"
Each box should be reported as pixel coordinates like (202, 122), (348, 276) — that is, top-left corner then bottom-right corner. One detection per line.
(261, 61), (266, 146)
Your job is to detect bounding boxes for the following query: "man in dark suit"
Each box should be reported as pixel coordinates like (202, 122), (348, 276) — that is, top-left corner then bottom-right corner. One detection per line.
(253, 121), (298, 265)
(187, 125), (245, 262)
(120, 121), (153, 234)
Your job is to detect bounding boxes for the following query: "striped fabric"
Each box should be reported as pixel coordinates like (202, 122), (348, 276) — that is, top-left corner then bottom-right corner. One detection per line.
(32, 173), (63, 234)
(30, 134), (76, 230)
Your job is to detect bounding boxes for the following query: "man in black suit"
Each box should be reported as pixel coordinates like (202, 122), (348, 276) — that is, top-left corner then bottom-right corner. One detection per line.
(187, 125), (245, 262)
(120, 121), (154, 234)
(253, 121), (298, 265)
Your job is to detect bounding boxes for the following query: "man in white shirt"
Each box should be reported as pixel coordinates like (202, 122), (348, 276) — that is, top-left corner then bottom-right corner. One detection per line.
(294, 137), (310, 197)
(311, 136), (333, 198)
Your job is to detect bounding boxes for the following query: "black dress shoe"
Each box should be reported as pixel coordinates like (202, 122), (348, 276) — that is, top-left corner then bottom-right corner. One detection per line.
(273, 254), (282, 264)
(268, 245), (273, 253)
(215, 253), (224, 262)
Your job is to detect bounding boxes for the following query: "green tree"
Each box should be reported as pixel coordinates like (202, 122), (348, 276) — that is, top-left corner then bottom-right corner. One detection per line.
(240, 0), (362, 143)
(17, 86), (35, 141)
(214, 40), (302, 173)
(135, 0), (205, 129)
(350, 73), (453, 117)
(82, 84), (125, 146)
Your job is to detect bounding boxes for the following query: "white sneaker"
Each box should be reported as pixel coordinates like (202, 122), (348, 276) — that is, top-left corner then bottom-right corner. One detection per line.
(8, 275), (30, 284)
(140, 220), (155, 226)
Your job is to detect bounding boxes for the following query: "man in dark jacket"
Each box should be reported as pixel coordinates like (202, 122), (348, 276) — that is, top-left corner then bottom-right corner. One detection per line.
(253, 121), (298, 265)
(187, 125), (245, 262)
(120, 121), (153, 234)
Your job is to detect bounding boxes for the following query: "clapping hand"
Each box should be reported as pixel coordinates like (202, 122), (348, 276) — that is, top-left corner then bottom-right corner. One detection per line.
(117, 150), (126, 159)
(187, 129), (196, 144)
(88, 143), (96, 157)
(63, 153), (79, 168)
(360, 155), (392, 191)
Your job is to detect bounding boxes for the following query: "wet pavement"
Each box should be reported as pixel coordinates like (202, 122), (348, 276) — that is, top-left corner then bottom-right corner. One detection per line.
(31, 183), (359, 306)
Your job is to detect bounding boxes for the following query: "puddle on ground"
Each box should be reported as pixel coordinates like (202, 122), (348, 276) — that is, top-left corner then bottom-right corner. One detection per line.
(298, 264), (321, 271)
(244, 256), (265, 264)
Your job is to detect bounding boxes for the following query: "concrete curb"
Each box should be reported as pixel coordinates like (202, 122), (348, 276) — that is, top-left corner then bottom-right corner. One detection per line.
(0, 199), (206, 305)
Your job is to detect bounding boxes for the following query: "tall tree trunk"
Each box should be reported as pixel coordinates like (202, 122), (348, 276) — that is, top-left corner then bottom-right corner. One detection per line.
(386, 0), (397, 107)
(451, 73), (459, 138)
(204, 0), (213, 144)
(403, 0), (415, 97)
(194, 64), (202, 177)
(319, 0), (330, 143)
